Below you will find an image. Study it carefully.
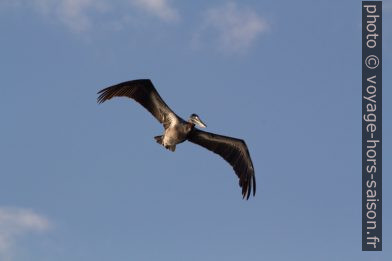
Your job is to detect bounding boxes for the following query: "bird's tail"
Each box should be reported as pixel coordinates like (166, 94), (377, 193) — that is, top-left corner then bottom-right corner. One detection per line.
(154, 135), (163, 145)
(154, 135), (176, 152)
(167, 145), (176, 152)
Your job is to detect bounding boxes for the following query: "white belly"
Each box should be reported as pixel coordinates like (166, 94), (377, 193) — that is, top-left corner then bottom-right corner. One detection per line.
(162, 125), (187, 146)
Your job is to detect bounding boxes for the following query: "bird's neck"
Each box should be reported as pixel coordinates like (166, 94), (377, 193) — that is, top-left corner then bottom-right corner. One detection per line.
(186, 122), (195, 131)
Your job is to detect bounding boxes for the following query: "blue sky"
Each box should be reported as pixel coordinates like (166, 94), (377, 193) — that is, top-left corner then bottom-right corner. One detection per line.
(0, 0), (391, 260)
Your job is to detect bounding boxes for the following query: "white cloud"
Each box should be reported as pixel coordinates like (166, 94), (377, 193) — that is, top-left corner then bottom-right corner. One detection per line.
(195, 2), (269, 53)
(2, 0), (178, 32)
(130, 0), (179, 22)
(56, 0), (106, 32)
(1, 0), (107, 32)
(0, 207), (51, 260)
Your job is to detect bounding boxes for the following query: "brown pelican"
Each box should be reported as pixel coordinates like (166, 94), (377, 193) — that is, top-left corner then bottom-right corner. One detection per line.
(97, 79), (255, 199)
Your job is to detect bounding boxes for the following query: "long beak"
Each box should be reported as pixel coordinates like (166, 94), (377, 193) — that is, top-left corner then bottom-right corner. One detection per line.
(195, 118), (207, 128)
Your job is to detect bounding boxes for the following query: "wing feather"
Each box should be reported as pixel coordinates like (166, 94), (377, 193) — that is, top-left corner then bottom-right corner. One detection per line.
(97, 79), (179, 129)
(187, 129), (256, 199)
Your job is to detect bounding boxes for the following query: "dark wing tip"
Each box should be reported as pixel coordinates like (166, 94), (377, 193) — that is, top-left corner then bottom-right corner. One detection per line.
(240, 167), (255, 200)
(252, 174), (256, 196)
(96, 79), (153, 104)
(97, 87), (110, 104)
(235, 140), (255, 200)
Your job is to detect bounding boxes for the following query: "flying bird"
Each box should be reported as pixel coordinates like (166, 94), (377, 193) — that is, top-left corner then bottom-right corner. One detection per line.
(97, 79), (255, 199)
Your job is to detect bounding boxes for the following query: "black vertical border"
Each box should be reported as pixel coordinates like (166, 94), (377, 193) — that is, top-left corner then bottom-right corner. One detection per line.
(362, 1), (382, 251)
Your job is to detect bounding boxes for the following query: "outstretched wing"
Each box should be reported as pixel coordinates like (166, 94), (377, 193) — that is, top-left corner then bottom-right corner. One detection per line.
(187, 129), (256, 199)
(97, 79), (179, 129)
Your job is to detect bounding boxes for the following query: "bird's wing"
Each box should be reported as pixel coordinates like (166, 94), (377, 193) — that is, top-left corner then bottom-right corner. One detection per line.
(97, 79), (179, 129)
(187, 129), (256, 199)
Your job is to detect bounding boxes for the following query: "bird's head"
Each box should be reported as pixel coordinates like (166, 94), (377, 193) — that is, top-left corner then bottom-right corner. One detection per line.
(188, 113), (207, 128)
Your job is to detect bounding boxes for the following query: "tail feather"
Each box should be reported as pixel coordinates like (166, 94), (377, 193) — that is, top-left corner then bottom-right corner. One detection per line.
(154, 135), (163, 145)
(154, 135), (175, 152)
